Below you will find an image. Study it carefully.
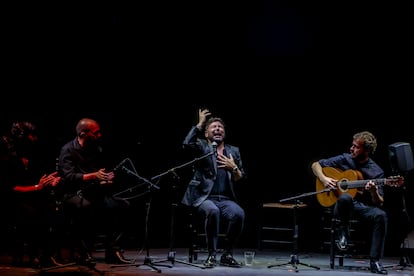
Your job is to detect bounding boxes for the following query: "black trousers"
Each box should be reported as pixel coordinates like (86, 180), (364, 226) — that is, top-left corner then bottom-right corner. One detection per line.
(61, 195), (131, 256)
(334, 193), (387, 260)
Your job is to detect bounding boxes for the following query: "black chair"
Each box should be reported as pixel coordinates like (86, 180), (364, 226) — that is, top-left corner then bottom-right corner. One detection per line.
(325, 208), (368, 269)
(187, 207), (227, 263)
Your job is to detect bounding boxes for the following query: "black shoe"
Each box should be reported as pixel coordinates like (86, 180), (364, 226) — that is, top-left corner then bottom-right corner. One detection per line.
(336, 234), (348, 251)
(105, 249), (134, 264)
(370, 260), (387, 274)
(220, 253), (241, 268)
(336, 226), (349, 251)
(204, 255), (217, 268)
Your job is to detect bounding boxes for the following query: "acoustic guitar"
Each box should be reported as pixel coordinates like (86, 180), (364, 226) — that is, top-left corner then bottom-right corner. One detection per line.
(316, 167), (404, 207)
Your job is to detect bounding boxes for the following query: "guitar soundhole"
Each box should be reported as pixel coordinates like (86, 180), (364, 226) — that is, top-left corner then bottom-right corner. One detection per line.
(339, 180), (348, 190)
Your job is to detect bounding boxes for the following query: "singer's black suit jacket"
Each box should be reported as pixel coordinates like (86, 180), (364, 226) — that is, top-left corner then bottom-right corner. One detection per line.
(181, 126), (246, 208)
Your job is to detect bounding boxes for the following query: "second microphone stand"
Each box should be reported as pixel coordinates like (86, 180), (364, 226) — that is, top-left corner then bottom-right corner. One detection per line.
(110, 152), (213, 271)
(110, 160), (171, 273)
(268, 191), (324, 272)
(143, 152), (214, 269)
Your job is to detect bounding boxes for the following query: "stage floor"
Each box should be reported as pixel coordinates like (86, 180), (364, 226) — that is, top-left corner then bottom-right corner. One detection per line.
(1, 247), (413, 276)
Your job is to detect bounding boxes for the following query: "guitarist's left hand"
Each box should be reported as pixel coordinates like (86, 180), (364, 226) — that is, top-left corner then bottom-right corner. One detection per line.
(365, 180), (384, 206)
(365, 180), (377, 192)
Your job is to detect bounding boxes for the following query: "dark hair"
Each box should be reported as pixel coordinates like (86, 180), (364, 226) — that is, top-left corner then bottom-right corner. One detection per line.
(205, 117), (226, 129)
(353, 131), (377, 154)
(11, 121), (37, 139)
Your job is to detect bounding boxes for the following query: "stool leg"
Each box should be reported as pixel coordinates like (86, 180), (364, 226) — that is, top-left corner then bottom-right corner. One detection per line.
(330, 219), (335, 269)
(339, 255), (344, 267)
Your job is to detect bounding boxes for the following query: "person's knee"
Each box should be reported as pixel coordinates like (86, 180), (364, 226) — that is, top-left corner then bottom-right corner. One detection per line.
(375, 211), (387, 225)
(337, 193), (353, 204)
(205, 208), (220, 220)
(237, 209), (245, 221)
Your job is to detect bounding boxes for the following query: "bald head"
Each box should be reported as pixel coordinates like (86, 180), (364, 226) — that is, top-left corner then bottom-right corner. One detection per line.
(76, 118), (99, 136)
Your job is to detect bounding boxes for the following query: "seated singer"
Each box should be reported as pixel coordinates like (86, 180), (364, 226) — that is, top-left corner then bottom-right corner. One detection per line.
(57, 118), (133, 265)
(181, 108), (246, 268)
(311, 131), (388, 274)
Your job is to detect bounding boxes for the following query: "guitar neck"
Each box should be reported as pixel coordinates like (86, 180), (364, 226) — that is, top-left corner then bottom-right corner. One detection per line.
(339, 178), (386, 189)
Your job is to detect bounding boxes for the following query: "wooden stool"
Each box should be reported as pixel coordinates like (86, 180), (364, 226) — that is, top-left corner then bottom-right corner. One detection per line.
(258, 202), (307, 250)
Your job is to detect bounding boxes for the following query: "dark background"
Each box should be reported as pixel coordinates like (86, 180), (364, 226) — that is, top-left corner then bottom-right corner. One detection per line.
(2, 1), (414, 255)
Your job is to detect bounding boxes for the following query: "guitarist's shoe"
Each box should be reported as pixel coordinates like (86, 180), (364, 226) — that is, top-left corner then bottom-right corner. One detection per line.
(370, 259), (388, 274)
(336, 226), (349, 251)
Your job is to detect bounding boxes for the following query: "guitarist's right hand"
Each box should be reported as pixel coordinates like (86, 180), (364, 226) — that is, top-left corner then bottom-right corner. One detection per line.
(312, 162), (338, 191)
(321, 176), (337, 190)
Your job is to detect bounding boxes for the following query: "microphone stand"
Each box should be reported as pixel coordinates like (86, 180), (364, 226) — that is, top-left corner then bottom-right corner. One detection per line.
(110, 151), (214, 271)
(110, 165), (171, 273)
(144, 153), (215, 270)
(112, 166), (160, 201)
(268, 190), (325, 272)
(112, 150), (214, 200)
(383, 171), (413, 271)
(152, 150), (215, 180)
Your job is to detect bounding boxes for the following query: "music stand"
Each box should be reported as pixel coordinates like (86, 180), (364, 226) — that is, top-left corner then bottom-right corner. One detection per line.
(268, 191), (325, 272)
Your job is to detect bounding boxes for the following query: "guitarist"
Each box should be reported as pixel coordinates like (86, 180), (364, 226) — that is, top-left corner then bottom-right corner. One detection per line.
(311, 131), (388, 275)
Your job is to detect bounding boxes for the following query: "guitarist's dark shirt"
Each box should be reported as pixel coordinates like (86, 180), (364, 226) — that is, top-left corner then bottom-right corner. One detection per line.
(318, 153), (385, 206)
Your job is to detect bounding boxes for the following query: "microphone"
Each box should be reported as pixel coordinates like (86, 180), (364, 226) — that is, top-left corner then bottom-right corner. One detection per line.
(114, 158), (128, 171)
(211, 141), (218, 156)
